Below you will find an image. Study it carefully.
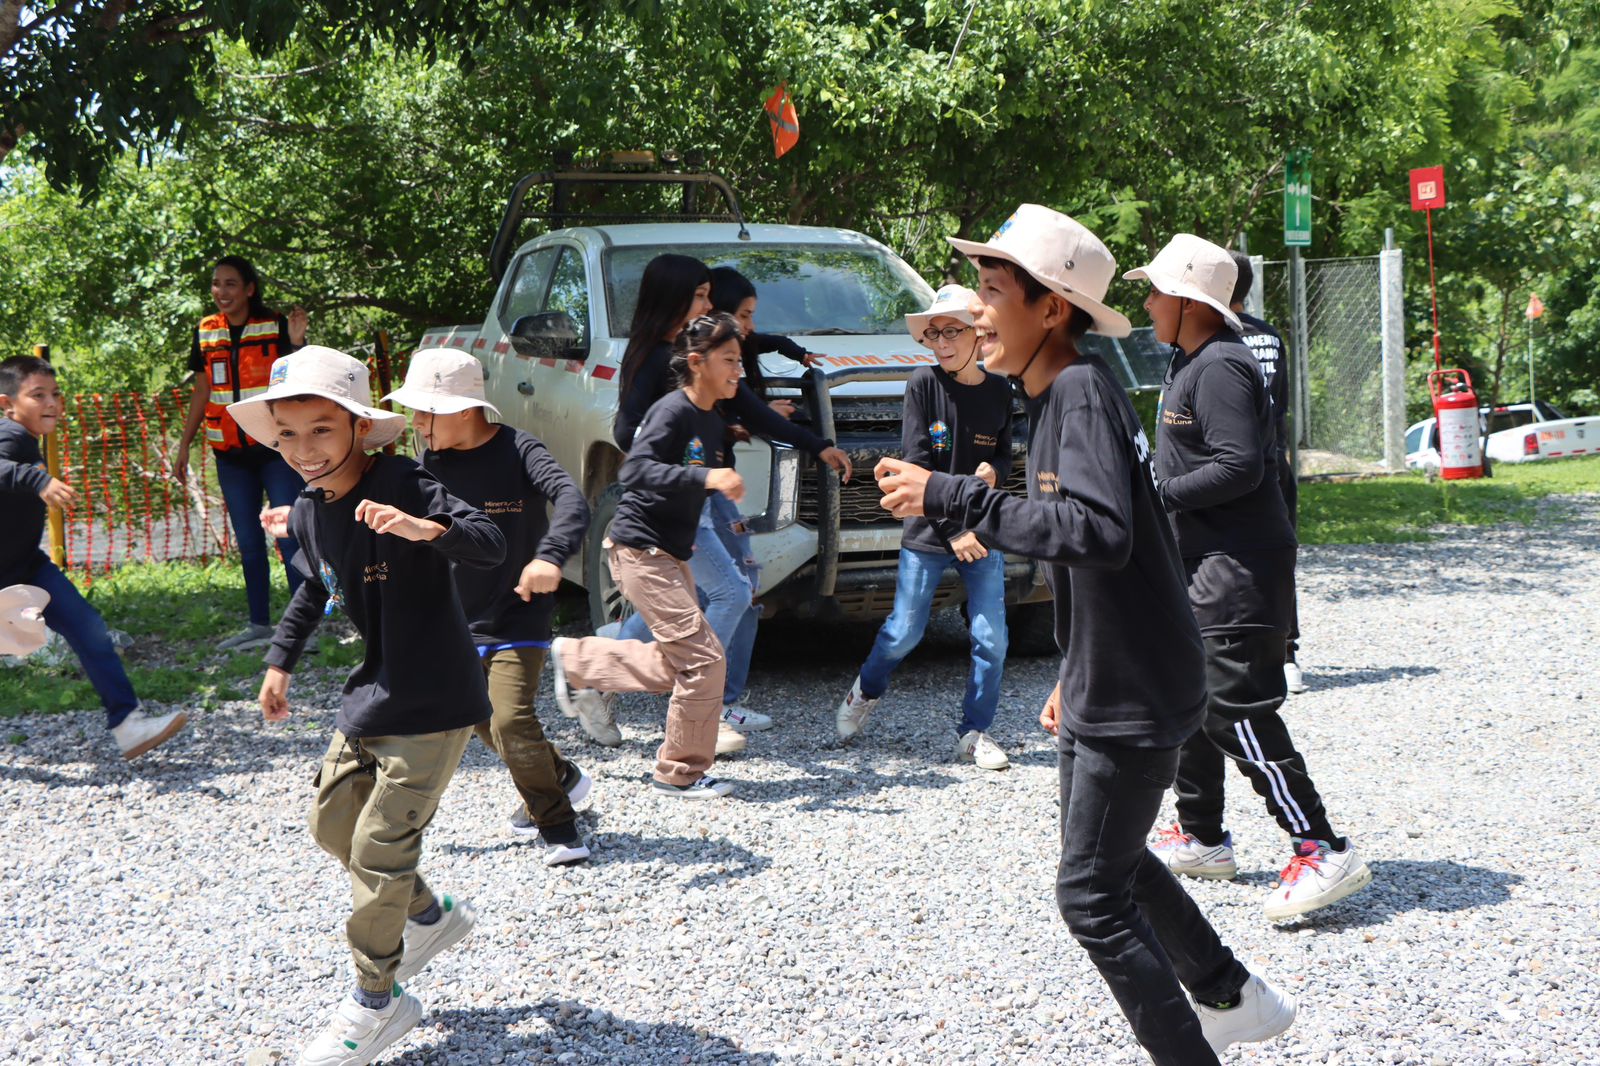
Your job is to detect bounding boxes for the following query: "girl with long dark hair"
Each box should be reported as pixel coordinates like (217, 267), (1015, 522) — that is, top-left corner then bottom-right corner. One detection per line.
(552, 313), (750, 799)
(176, 255), (308, 651)
(598, 258), (852, 749)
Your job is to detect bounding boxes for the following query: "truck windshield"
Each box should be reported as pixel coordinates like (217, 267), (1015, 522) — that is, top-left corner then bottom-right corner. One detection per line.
(604, 244), (934, 337)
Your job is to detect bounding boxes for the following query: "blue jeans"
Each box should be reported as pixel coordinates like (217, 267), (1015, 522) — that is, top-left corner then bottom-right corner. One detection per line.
(617, 494), (758, 706)
(33, 561), (140, 728)
(214, 445), (303, 626)
(858, 546), (1008, 736)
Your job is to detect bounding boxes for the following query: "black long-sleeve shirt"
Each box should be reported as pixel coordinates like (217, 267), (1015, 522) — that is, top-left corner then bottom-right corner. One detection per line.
(899, 366), (1013, 554)
(614, 341), (831, 457)
(1237, 311), (1289, 466)
(0, 418), (50, 586)
(741, 332), (808, 400)
(925, 354), (1206, 748)
(1155, 331), (1296, 557)
(610, 390), (727, 561)
(422, 427), (590, 645)
(265, 455), (506, 738)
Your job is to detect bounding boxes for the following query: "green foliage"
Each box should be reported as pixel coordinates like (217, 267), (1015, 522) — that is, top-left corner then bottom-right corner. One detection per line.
(1, 0), (1597, 419)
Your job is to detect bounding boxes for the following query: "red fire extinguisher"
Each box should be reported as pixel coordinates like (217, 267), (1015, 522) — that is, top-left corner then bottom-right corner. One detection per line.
(1428, 368), (1483, 480)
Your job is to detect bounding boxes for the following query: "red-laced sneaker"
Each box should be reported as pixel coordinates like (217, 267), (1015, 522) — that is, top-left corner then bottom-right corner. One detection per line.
(1150, 824), (1238, 880)
(1263, 837), (1373, 921)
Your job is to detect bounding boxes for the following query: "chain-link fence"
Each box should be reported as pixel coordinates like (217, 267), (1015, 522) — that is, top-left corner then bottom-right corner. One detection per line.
(1260, 255), (1391, 474)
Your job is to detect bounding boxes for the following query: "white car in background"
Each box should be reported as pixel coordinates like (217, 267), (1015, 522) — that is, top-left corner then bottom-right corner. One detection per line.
(1405, 401), (1598, 470)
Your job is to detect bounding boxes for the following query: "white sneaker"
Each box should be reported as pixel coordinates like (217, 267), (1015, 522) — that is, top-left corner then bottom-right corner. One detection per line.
(394, 894), (477, 983)
(954, 730), (1009, 770)
(110, 707), (188, 761)
(550, 638), (622, 746)
(715, 721), (748, 756)
(1264, 838), (1373, 921)
(1284, 661), (1308, 694)
(835, 676), (878, 740)
(1193, 972), (1297, 1053)
(300, 986), (423, 1066)
(217, 623), (273, 652)
(561, 762), (595, 814)
(1150, 824), (1239, 880)
(721, 704), (772, 732)
(652, 774), (734, 799)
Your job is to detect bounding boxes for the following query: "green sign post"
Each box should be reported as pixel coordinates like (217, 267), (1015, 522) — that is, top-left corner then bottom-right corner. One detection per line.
(1284, 149), (1312, 247)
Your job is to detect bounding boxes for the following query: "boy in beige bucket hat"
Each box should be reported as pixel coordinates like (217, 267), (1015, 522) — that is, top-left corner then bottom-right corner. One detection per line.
(878, 205), (1295, 1063)
(1126, 234), (1371, 923)
(231, 346), (509, 1066)
(384, 348), (597, 867)
(833, 284), (1015, 769)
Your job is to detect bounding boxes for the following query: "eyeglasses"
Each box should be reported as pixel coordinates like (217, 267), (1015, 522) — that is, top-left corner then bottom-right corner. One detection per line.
(921, 325), (973, 342)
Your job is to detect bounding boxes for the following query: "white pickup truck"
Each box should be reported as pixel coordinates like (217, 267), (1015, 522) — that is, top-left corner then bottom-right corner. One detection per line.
(413, 163), (1165, 653)
(1405, 401), (1598, 470)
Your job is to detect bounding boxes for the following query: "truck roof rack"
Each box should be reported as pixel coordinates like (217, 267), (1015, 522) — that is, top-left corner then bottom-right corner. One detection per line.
(488, 162), (750, 282)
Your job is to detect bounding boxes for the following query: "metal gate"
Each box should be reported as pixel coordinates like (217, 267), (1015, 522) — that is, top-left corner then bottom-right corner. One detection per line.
(1251, 242), (1405, 475)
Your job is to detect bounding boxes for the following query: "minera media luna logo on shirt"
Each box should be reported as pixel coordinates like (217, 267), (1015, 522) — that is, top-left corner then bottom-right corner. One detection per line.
(684, 437), (706, 467)
(930, 420), (951, 452)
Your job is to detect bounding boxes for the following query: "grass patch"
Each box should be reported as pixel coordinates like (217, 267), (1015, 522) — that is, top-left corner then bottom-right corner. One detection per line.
(0, 558), (344, 718)
(1299, 455), (1600, 544)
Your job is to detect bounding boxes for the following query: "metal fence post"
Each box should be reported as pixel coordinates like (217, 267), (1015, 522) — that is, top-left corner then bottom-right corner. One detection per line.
(1247, 254), (1266, 319)
(1290, 248), (1309, 472)
(1379, 229), (1407, 471)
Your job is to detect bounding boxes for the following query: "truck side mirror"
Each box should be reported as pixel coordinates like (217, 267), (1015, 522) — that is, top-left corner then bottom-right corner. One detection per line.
(509, 312), (587, 361)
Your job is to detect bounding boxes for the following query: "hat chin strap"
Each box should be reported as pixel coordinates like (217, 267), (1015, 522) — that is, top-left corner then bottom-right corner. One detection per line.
(299, 423), (365, 503)
(1004, 330), (1052, 386)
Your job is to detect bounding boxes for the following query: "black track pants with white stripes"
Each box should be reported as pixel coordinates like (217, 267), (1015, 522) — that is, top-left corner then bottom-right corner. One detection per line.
(1173, 630), (1337, 847)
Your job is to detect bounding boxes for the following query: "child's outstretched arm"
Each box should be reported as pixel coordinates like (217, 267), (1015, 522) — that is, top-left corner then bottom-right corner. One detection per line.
(362, 467), (507, 568)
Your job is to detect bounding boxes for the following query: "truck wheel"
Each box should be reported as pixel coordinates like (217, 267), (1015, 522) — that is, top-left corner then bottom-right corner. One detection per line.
(1005, 600), (1057, 657)
(585, 482), (635, 631)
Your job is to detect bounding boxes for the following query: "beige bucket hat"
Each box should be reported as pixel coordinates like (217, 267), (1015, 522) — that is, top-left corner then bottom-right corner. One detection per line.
(905, 285), (978, 344)
(948, 204), (1132, 338)
(0, 583), (50, 658)
(382, 348), (501, 418)
(1122, 234), (1243, 331)
(227, 346), (407, 451)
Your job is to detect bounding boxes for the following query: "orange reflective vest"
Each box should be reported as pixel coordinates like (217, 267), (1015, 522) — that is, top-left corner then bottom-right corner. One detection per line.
(197, 312), (288, 450)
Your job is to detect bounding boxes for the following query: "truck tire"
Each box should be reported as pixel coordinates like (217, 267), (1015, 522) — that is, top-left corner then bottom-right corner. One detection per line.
(584, 482), (634, 631)
(1005, 600), (1057, 657)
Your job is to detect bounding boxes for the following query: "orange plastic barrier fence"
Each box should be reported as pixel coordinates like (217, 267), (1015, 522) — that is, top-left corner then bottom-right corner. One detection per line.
(49, 340), (412, 582)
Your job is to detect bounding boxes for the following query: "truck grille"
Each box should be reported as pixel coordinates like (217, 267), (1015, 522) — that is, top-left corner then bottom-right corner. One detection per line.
(799, 462), (1031, 528)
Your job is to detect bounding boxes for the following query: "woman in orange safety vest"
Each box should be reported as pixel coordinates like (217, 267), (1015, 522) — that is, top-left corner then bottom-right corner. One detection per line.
(176, 256), (308, 651)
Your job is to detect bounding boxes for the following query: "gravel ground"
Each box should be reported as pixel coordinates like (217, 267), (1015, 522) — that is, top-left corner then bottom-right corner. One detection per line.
(2, 497), (1597, 1066)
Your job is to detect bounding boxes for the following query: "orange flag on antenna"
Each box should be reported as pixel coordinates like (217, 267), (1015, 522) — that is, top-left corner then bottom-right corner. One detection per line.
(765, 83), (799, 159)
(1525, 292), (1545, 320)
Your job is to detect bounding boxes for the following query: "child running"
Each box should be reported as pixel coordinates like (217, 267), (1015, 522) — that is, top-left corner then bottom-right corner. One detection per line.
(1228, 251), (1306, 694)
(1129, 235), (1370, 922)
(834, 284), (1013, 770)
(602, 257), (851, 750)
(234, 347), (506, 1066)
(877, 205), (1295, 1064)
(0, 355), (187, 759)
(551, 313), (749, 799)
(384, 347), (596, 867)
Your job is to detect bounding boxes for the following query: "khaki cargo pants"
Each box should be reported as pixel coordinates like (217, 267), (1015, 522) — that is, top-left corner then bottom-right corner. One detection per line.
(476, 646), (579, 828)
(560, 541), (724, 786)
(310, 726), (472, 993)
